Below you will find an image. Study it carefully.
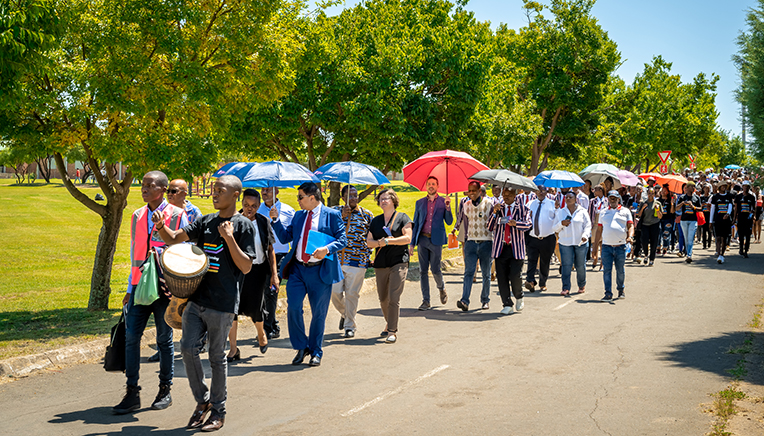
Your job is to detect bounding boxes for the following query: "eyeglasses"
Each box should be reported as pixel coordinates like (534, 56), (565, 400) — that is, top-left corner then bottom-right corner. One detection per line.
(297, 195), (307, 201)
(379, 197), (392, 202)
(168, 189), (185, 195)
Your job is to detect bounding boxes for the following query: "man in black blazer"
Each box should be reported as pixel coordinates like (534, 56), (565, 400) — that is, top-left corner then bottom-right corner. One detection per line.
(410, 176), (453, 310)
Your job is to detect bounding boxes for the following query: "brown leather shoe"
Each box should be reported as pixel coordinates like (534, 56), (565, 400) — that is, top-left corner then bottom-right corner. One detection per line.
(187, 402), (211, 429)
(439, 289), (448, 305)
(200, 412), (225, 432)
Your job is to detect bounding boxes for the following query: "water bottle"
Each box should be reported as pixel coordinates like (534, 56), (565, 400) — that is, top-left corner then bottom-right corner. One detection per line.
(625, 242), (632, 255)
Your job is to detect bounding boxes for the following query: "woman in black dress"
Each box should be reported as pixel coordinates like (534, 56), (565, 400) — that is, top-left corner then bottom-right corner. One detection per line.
(227, 190), (279, 361)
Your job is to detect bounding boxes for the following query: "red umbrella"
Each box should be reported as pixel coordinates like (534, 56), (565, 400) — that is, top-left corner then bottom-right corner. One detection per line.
(656, 174), (688, 194)
(638, 172), (662, 180)
(402, 149), (489, 194)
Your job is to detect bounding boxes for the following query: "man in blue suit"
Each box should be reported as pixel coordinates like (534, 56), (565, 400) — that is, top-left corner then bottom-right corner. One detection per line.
(410, 176), (453, 310)
(270, 182), (347, 367)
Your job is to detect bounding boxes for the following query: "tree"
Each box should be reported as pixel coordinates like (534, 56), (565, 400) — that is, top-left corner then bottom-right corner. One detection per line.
(593, 56), (720, 172)
(498, 0), (620, 175)
(735, 0), (764, 161)
(229, 0), (496, 203)
(1, 0), (302, 309)
(0, 143), (32, 183)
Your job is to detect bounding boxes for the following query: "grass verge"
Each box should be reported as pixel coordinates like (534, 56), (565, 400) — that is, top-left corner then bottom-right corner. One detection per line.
(0, 179), (460, 360)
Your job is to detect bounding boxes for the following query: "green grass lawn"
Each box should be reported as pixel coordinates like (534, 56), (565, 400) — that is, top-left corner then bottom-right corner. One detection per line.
(0, 178), (461, 360)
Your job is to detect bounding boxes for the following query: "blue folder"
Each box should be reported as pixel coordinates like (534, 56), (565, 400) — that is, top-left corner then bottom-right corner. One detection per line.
(306, 230), (336, 260)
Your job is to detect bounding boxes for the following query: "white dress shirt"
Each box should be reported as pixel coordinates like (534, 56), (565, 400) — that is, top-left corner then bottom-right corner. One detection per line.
(298, 203), (322, 263)
(527, 196), (557, 238)
(258, 200), (295, 254)
(576, 191), (590, 210)
(554, 204), (592, 247)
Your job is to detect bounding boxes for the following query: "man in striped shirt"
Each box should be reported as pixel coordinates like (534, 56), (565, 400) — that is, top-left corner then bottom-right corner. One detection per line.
(488, 187), (532, 315)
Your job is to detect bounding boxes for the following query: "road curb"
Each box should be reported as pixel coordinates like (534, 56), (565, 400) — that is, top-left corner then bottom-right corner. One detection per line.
(0, 255), (464, 379)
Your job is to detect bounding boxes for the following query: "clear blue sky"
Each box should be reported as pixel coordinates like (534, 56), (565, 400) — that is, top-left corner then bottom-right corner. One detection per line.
(325, 0), (754, 138)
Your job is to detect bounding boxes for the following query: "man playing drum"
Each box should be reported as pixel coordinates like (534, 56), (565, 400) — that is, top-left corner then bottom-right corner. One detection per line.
(112, 171), (188, 415)
(153, 175), (256, 432)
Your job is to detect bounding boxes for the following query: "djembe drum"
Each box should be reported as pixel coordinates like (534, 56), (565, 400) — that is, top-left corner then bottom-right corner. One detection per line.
(161, 244), (209, 298)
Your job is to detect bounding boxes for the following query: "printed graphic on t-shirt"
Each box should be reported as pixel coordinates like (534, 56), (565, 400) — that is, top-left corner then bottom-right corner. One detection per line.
(204, 242), (223, 273)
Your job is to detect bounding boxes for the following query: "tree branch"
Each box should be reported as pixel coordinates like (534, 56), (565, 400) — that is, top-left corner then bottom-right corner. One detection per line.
(54, 152), (107, 216)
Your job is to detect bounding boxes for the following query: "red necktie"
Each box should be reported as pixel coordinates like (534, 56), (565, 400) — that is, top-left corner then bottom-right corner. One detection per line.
(503, 206), (511, 244)
(301, 210), (313, 262)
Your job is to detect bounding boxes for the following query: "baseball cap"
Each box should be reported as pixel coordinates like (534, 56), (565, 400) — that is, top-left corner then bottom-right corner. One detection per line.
(647, 176), (656, 182)
(607, 190), (620, 198)
(743, 180), (751, 186)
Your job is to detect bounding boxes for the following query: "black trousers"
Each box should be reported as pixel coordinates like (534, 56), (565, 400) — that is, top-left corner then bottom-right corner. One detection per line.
(525, 234), (555, 287)
(495, 244), (524, 307)
(738, 220), (753, 254)
(632, 225), (643, 258)
(640, 223), (660, 261)
(263, 253), (285, 336)
(701, 223), (712, 248)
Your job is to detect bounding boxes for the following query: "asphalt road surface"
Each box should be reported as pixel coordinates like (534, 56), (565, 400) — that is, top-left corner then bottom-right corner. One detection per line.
(1, 242), (762, 436)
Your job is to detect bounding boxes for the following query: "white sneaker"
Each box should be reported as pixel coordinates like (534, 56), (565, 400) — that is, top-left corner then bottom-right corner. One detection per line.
(500, 306), (515, 315)
(516, 298), (524, 311)
(718, 255), (724, 264)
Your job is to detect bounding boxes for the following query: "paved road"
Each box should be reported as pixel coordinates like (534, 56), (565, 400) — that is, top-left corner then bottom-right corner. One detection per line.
(1, 242), (762, 435)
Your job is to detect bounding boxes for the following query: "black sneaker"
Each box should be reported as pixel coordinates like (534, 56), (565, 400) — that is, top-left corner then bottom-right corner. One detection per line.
(147, 351), (160, 363)
(151, 383), (172, 410)
(456, 300), (469, 312)
(339, 317), (345, 331)
(617, 291), (625, 300)
(601, 295), (613, 302)
(113, 385), (141, 415)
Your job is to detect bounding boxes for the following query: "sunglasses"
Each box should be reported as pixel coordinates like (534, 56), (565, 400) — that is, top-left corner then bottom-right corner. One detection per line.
(168, 189), (185, 195)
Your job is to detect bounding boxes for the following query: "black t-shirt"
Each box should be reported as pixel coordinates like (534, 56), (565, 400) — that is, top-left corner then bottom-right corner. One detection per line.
(677, 193), (702, 221)
(369, 211), (412, 268)
(711, 193), (733, 223)
(183, 212), (257, 314)
(735, 193), (756, 223)
(658, 197), (674, 220)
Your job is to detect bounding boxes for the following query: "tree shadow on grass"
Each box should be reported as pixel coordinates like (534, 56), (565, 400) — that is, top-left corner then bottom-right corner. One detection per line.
(0, 308), (122, 354)
(655, 331), (764, 386)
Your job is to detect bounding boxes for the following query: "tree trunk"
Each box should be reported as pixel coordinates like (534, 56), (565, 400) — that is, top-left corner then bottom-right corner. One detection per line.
(35, 155), (52, 183)
(328, 181), (341, 207)
(358, 185), (377, 201)
(54, 151), (132, 310)
(88, 203), (124, 310)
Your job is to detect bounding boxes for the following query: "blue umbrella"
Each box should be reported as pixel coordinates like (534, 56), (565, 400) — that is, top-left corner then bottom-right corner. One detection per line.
(212, 162), (255, 178)
(238, 160), (319, 188)
(725, 164), (742, 170)
(533, 170), (585, 188)
(314, 161), (390, 185)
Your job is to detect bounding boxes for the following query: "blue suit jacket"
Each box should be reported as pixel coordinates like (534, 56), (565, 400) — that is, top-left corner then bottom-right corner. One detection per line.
(271, 205), (347, 285)
(410, 196), (454, 246)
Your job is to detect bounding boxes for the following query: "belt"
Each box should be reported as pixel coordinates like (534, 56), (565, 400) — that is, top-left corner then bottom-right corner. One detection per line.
(528, 233), (553, 239)
(295, 260), (323, 268)
(421, 232), (432, 238)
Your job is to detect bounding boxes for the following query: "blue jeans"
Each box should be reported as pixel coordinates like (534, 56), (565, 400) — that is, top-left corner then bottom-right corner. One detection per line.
(181, 301), (235, 416)
(286, 263), (332, 358)
(559, 243), (588, 291)
(461, 240), (493, 305)
(601, 244), (625, 297)
(418, 236), (445, 303)
(680, 220), (698, 258)
(125, 291), (173, 388)
(676, 222), (685, 253)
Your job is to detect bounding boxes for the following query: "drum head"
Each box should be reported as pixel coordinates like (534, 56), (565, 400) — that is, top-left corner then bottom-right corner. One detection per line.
(161, 244), (208, 277)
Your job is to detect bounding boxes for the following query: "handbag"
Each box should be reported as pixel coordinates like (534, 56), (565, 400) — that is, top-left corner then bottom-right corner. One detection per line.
(696, 211), (707, 226)
(447, 233), (459, 249)
(104, 308), (126, 372)
(134, 249), (160, 306)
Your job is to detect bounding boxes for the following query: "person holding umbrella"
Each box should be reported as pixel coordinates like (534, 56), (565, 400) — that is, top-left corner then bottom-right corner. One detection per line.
(488, 187), (532, 314)
(410, 176), (453, 311)
(331, 185), (374, 337)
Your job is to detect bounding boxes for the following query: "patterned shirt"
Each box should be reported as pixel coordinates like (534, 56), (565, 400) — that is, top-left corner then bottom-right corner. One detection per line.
(184, 200), (202, 224)
(333, 205), (374, 268)
(463, 198), (493, 241)
(488, 201), (532, 259)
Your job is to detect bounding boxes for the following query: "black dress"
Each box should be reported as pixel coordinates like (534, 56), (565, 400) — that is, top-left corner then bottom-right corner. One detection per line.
(237, 214), (275, 322)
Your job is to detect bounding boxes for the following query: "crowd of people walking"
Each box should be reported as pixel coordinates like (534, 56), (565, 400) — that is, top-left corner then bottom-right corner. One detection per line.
(110, 166), (760, 431)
